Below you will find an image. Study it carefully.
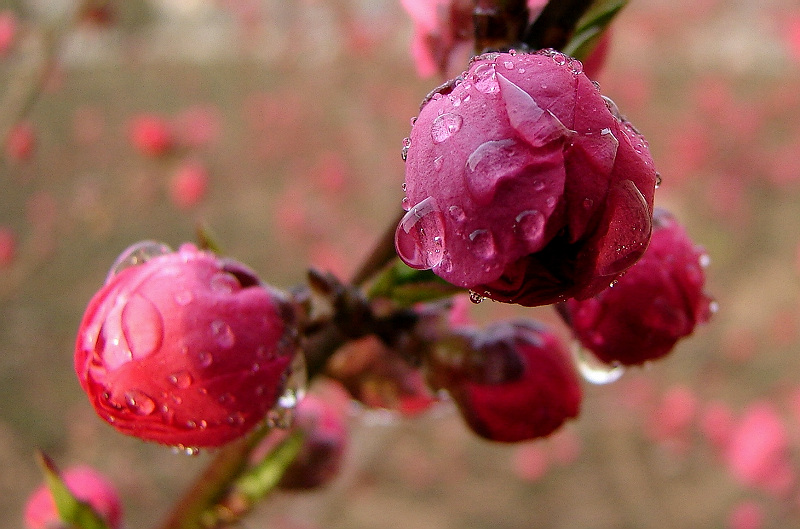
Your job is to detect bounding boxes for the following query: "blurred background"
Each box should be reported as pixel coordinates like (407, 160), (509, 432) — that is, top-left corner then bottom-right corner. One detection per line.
(1, 0), (800, 527)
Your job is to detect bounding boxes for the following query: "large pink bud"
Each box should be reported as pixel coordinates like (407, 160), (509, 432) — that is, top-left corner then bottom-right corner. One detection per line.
(74, 242), (302, 448)
(397, 50), (658, 306)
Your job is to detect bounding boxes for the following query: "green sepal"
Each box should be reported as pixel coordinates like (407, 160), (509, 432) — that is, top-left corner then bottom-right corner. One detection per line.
(35, 452), (111, 529)
(563, 0), (628, 60)
(367, 261), (464, 306)
(232, 430), (305, 502)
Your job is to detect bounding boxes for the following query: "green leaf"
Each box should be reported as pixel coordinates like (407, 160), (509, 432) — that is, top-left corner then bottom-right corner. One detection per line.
(35, 452), (110, 529)
(563, 0), (628, 60)
(232, 431), (305, 502)
(367, 262), (463, 306)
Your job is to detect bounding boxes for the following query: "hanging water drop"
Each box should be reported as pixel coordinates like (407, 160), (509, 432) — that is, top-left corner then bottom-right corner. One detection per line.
(469, 290), (484, 304)
(572, 344), (625, 385)
(268, 352), (307, 429)
(395, 197), (446, 270)
(107, 241), (172, 283)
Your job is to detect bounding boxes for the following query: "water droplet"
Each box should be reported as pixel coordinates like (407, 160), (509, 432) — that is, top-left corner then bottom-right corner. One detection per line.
(503, 60), (514, 69)
(473, 63), (499, 94)
(410, 117), (417, 127)
(583, 198), (594, 209)
(197, 351), (213, 368)
(518, 68), (526, 74)
(251, 362), (261, 373)
(551, 52), (568, 66)
(433, 156), (444, 171)
(570, 59), (583, 75)
(174, 291), (193, 306)
(452, 96), (462, 107)
(469, 229), (497, 259)
(514, 210), (545, 245)
(545, 196), (557, 208)
(465, 138), (529, 203)
(395, 197), (446, 270)
(185, 419), (197, 429)
(211, 320), (235, 349)
(430, 113), (463, 144)
(106, 241), (172, 283)
(211, 272), (239, 294)
(226, 412), (245, 426)
(168, 370), (193, 389)
(125, 389), (156, 415)
(401, 182), (407, 191)
(268, 353), (307, 429)
(533, 180), (545, 192)
(508, 49), (517, 56)
(218, 393), (236, 404)
(655, 173), (662, 188)
(708, 300), (719, 314)
(573, 344), (625, 385)
(401, 197), (411, 211)
(602, 96), (622, 120)
(448, 205), (466, 222)
(401, 137), (411, 161)
(468, 290), (484, 304)
(172, 445), (200, 456)
(121, 294), (164, 360)
(699, 253), (711, 268)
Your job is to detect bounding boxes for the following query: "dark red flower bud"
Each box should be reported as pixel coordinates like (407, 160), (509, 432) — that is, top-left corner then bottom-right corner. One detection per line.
(74, 242), (302, 448)
(427, 320), (581, 442)
(24, 466), (123, 529)
(278, 392), (349, 490)
(397, 50), (658, 306)
(563, 209), (714, 365)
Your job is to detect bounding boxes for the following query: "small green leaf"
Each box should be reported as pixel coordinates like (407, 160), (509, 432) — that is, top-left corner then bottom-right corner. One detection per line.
(563, 0), (628, 60)
(35, 452), (110, 529)
(232, 431), (305, 502)
(368, 262), (463, 306)
(195, 222), (223, 254)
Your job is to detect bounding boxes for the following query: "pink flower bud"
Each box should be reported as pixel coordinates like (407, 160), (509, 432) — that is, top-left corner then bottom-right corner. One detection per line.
(563, 209), (714, 365)
(169, 160), (209, 209)
(74, 242), (301, 448)
(278, 392), (349, 490)
(428, 320), (581, 442)
(128, 114), (173, 157)
(24, 466), (123, 529)
(397, 51), (658, 306)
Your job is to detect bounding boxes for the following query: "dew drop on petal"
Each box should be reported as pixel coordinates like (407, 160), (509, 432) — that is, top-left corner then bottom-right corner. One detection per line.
(107, 241), (172, 283)
(469, 229), (497, 259)
(174, 290), (193, 306)
(121, 294), (164, 360)
(401, 197), (411, 211)
(210, 272), (239, 294)
(448, 205), (466, 223)
(168, 370), (193, 389)
(469, 290), (484, 304)
(699, 252), (711, 268)
(211, 320), (235, 349)
(514, 210), (546, 246)
(572, 343), (625, 385)
(430, 113), (463, 144)
(465, 138), (529, 204)
(197, 351), (213, 368)
(125, 389), (156, 415)
(395, 197), (446, 270)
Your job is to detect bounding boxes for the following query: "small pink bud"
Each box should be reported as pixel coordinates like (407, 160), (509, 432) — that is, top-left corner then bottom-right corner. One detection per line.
(564, 209), (714, 365)
(428, 320), (581, 442)
(0, 226), (17, 267)
(128, 114), (173, 157)
(0, 10), (17, 56)
(74, 242), (301, 448)
(169, 161), (209, 209)
(6, 121), (35, 162)
(398, 51), (658, 306)
(24, 466), (123, 529)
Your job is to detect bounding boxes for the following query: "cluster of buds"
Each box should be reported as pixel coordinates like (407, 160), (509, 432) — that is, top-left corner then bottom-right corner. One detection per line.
(46, 5), (716, 529)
